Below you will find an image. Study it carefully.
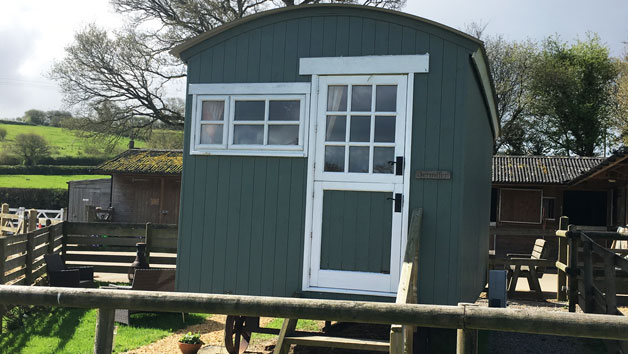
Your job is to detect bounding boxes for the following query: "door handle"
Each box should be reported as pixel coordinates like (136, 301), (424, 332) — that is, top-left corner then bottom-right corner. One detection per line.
(387, 193), (402, 213)
(387, 157), (404, 176)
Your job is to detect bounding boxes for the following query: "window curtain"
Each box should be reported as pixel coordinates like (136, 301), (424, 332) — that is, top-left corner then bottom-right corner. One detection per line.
(202, 101), (225, 121)
(326, 86), (346, 141)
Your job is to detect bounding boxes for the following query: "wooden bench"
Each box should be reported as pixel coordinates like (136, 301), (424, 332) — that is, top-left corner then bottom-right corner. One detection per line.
(504, 239), (552, 300)
(102, 268), (176, 325)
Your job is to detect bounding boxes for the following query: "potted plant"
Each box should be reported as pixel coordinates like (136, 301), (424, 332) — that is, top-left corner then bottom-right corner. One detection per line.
(178, 332), (203, 354)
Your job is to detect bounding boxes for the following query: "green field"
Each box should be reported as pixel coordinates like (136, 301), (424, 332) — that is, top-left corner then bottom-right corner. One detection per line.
(0, 123), (143, 158)
(0, 175), (110, 189)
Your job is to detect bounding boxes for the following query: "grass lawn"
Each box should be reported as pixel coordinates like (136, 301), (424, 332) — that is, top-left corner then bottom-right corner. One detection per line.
(0, 123), (143, 158)
(251, 318), (321, 342)
(0, 175), (110, 189)
(0, 307), (209, 354)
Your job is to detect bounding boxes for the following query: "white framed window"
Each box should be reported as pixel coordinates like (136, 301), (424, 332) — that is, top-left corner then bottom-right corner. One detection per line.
(189, 83), (310, 156)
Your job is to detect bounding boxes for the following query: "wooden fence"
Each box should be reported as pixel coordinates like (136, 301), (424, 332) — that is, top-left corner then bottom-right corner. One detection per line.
(2, 285), (628, 354)
(556, 220), (628, 353)
(0, 223), (64, 286)
(63, 222), (178, 274)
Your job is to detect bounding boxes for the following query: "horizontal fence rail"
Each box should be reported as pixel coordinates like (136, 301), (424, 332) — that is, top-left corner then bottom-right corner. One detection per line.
(2, 285), (628, 354)
(64, 222), (178, 274)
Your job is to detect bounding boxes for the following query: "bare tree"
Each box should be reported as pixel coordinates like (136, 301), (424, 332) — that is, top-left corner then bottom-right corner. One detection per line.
(51, 0), (405, 139)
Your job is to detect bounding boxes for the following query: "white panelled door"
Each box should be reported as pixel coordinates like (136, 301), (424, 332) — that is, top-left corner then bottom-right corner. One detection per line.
(306, 75), (409, 296)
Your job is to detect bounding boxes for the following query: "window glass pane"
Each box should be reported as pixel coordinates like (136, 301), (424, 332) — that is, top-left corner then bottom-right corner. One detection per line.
(326, 115), (346, 142)
(268, 125), (299, 145)
(325, 146), (345, 172)
(348, 146), (369, 173)
(373, 147), (394, 174)
(200, 124), (223, 144)
(350, 116), (371, 142)
(376, 85), (397, 112)
(234, 101), (265, 121)
(201, 101), (224, 121)
(327, 86), (348, 111)
(269, 100), (300, 121)
(351, 85), (372, 112)
(233, 125), (263, 145)
(374, 116), (395, 142)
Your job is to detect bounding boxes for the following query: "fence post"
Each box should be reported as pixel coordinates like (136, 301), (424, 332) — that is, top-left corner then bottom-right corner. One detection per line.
(582, 238), (594, 313)
(25, 231), (35, 286)
(28, 209), (37, 232)
(567, 225), (579, 312)
(390, 325), (403, 354)
(604, 253), (617, 314)
(456, 303), (478, 354)
(94, 308), (115, 354)
(0, 237), (4, 334)
(0, 203), (8, 236)
(48, 223), (56, 254)
(144, 223), (152, 265)
(557, 216), (569, 301)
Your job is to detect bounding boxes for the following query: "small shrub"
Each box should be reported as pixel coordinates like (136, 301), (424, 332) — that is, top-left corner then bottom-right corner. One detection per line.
(0, 127), (6, 141)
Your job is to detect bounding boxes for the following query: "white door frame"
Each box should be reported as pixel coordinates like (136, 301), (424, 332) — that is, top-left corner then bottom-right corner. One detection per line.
(302, 73), (415, 297)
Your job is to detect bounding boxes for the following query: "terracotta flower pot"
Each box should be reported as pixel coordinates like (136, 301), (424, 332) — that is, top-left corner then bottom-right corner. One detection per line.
(178, 341), (203, 354)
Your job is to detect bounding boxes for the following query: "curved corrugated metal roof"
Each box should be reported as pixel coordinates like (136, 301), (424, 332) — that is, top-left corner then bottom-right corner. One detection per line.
(170, 4), (483, 58)
(492, 155), (604, 184)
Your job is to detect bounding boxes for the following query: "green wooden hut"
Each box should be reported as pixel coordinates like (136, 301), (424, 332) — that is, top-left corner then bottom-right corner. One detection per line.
(171, 4), (498, 306)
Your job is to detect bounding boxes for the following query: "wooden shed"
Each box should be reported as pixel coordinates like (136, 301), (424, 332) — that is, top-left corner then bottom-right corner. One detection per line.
(95, 149), (182, 224)
(171, 5), (499, 305)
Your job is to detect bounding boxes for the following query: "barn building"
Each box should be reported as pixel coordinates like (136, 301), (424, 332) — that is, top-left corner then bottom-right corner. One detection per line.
(171, 5), (498, 305)
(94, 149), (182, 224)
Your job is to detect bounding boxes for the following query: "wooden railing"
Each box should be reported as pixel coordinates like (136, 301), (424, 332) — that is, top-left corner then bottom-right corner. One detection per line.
(390, 208), (422, 354)
(556, 221), (628, 353)
(0, 223), (64, 286)
(63, 222), (178, 274)
(2, 285), (628, 354)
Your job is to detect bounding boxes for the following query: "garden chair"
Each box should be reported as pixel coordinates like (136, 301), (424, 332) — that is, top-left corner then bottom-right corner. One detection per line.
(44, 253), (95, 288)
(505, 239), (553, 300)
(102, 268), (177, 325)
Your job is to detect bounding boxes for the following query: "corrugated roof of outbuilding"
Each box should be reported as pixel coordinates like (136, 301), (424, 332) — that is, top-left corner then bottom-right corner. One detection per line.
(492, 155), (604, 185)
(95, 149), (183, 175)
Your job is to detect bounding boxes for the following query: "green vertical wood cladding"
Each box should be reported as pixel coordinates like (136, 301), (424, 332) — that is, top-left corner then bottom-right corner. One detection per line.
(320, 191), (392, 273)
(177, 6), (491, 302)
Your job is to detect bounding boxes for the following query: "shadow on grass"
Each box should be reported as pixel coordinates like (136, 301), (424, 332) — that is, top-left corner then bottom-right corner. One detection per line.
(126, 312), (207, 329)
(1, 307), (209, 354)
(0, 306), (87, 354)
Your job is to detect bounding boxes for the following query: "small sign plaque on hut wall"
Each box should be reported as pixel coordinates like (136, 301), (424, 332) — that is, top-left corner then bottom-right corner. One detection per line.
(415, 170), (452, 180)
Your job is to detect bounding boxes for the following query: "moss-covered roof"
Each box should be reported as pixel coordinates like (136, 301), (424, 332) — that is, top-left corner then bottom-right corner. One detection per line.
(96, 149), (183, 175)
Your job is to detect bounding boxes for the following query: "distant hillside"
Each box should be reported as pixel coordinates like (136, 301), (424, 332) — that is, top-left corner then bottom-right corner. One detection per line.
(0, 123), (144, 159)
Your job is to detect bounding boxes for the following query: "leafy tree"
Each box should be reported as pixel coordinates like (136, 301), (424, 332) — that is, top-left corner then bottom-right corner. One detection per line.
(147, 130), (184, 149)
(484, 37), (540, 154)
(23, 109), (47, 126)
(9, 133), (51, 166)
(612, 46), (628, 144)
(46, 110), (73, 127)
(51, 0), (405, 140)
(0, 127), (6, 141)
(529, 35), (619, 156)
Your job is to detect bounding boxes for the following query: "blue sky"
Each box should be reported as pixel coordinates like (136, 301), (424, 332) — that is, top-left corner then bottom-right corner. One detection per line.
(0, 0), (626, 118)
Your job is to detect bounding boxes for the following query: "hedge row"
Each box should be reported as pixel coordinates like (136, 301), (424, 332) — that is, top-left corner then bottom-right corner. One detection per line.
(0, 188), (68, 210)
(39, 156), (111, 166)
(0, 165), (95, 175)
(0, 120), (35, 126)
